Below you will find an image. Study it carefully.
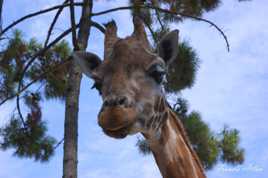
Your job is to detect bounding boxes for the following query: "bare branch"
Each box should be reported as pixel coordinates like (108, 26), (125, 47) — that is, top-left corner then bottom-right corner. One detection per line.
(0, 2), (83, 37)
(91, 21), (106, 34)
(44, 0), (69, 47)
(16, 93), (26, 127)
(53, 138), (64, 150)
(69, 0), (78, 49)
(92, 5), (230, 51)
(0, 0), (3, 33)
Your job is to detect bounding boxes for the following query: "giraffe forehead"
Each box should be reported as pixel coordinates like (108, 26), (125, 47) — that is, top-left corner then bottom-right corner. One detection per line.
(108, 38), (156, 64)
(98, 57), (154, 81)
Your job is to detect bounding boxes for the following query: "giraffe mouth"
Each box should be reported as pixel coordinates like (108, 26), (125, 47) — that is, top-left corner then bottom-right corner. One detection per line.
(103, 124), (131, 139)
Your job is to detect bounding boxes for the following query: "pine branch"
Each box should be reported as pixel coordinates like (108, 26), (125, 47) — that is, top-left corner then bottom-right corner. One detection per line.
(44, 0), (69, 47)
(0, 58), (71, 106)
(0, 26), (75, 107)
(142, 18), (157, 44)
(150, 0), (164, 31)
(0, 2), (83, 37)
(92, 5), (230, 51)
(155, 10), (164, 30)
(14, 58), (72, 126)
(0, 21), (104, 107)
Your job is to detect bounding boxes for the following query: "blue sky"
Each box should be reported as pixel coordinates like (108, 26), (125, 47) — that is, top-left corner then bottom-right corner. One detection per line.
(0, 0), (267, 178)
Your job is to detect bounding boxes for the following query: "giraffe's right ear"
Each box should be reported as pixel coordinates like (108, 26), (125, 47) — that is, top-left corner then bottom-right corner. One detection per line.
(72, 51), (102, 78)
(157, 30), (179, 66)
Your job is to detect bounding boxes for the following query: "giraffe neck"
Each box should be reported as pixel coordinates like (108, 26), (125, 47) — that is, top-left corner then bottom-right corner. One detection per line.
(144, 109), (206, 178)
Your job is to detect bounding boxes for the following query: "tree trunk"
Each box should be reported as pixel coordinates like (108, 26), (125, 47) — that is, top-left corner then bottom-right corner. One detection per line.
(63, 64), (82, 178)
(63, 1), (92, 178)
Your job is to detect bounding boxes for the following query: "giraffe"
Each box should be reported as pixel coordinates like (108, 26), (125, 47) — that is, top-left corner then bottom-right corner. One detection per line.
(73, 17), (206, 178)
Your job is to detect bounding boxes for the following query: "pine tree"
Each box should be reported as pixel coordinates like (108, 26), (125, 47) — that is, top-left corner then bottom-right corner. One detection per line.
(0, 1), (93, 177)
(0, 29), (70, 161)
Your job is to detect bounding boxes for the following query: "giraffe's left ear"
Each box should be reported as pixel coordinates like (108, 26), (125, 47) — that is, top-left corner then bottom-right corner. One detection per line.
(72, 51), (102, 78)
(157, 30), (179, 66)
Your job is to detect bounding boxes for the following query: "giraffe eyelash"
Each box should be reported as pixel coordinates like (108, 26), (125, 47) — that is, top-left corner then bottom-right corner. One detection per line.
(91, 81), (102, 95)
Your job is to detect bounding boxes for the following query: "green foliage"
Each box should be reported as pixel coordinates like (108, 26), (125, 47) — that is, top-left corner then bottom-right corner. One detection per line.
(0, 29), (71, 102)
(1, 30), (28, 81)
(0, 30), (28, 100)
(0, 91), (57, 162)
(27, 38), (42, 53)
(136, 138), (151, 155)
(173, 97), (188, 116)
(0, 68), (15, 100)
(128, 0), (221, 30)
(0, 30), (71, 162)
(26, 40), (71, 100)
(200, 0), (221, 11)
(180, 111), (220, 169)
(165, 41), (199, 92)
(220, 127), (245, 164)
(42, 41), (71, 100)
(129, 0), (154, 26)
(0, 116), (56, 162)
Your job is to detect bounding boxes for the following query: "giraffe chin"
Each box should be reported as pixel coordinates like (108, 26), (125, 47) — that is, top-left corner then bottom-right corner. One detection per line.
(102, 127), (129, 139)
(98, 106), (138, 139)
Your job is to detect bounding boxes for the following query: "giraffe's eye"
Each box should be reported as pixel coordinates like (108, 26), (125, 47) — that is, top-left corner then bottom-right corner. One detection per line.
(91, 81), (102, 95)
(147, 64), (166, 83)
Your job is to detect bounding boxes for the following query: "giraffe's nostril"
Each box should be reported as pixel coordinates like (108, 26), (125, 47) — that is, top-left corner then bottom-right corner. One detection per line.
(103, 96), (129, 108)
(118, 96), (127, 106)
(103, 100), (109, 107)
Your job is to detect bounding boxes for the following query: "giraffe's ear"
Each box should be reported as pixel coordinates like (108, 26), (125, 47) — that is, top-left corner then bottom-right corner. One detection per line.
(157, 30), (179, 66)
(72, 51), (102, 78)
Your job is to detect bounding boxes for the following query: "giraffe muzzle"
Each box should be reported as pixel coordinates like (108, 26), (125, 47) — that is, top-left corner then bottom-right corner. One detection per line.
(102, 96), (132, 108)
(98, 105), (138, 139)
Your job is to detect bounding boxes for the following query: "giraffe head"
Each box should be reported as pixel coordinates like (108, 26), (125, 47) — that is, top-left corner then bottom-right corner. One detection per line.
(73, 18), (179, 139)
